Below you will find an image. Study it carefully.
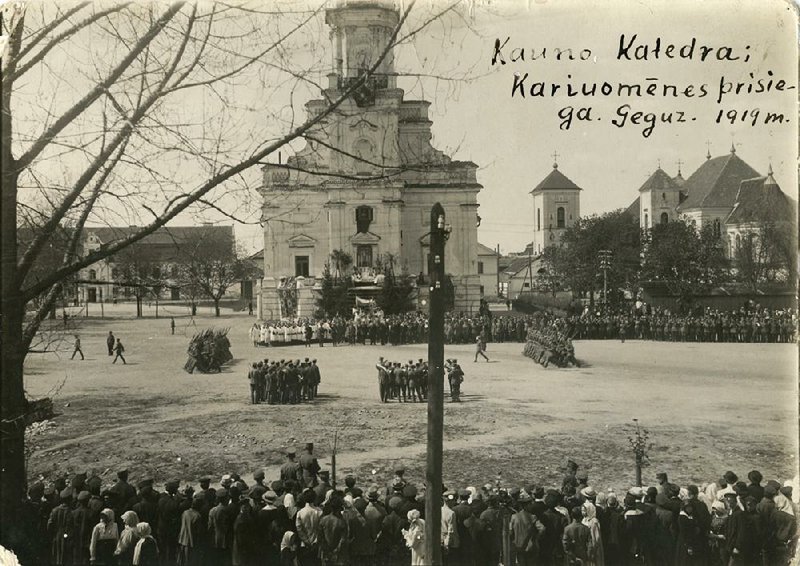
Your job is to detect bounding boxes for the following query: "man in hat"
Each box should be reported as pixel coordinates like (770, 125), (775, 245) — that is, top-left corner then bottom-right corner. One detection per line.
(510, 493), (546, 566)
(386, 465), (407, 499)
(258, 490), (285, 563)
(563, 506), (592, 565)
(132, 479), (159, 530)
(253, 470), (266, 489)
(299, 442), (321, 488)
(109, 469), (136, 519)
(280, 449), (302, 485)
(320, 495), (347, 565)
(48, 489), (74, 565)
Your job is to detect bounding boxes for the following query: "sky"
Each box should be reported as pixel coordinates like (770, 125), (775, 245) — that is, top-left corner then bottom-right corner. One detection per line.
(232, 0), (798, 254)
(15, 0), (798, 255)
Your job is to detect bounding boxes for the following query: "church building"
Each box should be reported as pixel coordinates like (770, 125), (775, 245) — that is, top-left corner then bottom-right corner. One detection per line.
(258, 0), (482, 316)
(530, 159), (582, 255)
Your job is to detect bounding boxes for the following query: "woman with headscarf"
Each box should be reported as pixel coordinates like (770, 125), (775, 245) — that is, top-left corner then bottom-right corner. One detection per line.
(709, 500), (729, 566)
(582, 500), (604, 566)
(403, 509), (426, 566)
(90, 509), (119, 566)
(115, 510), (140, 566)
(132, 522), (159, 566)
(283, 493), (299, 531)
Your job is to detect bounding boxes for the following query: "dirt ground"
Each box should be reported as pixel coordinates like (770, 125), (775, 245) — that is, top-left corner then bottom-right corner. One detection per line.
(24, 312), (799, 494)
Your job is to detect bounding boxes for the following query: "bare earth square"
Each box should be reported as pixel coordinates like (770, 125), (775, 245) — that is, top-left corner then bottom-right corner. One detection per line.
(24, 313), (798, 493)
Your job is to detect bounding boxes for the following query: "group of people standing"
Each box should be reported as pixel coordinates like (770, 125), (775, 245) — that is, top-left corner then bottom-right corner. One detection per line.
(566, 306), (796, 343)
(247, 359), (322, 405)
(21, 457), (798, 566)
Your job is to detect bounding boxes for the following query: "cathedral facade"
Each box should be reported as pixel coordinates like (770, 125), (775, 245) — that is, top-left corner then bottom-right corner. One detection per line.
(258, 1), (482, 317)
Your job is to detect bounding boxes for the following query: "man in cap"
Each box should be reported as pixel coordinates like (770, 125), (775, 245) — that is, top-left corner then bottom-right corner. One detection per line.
(208, 488), (231, 565)
(258, 490), (285, 563)
(474, 335), (489, 362)
(299, 442), (321, 488)
(280, 449), (303, 485)
(72, 490), (94, 565)
(442, 490), (460, 561)
(320, 495), (348, 565)
(132, 479), (159, 529)
(48, 488), (74, 565)
(380, 495), (408, 564)
(253, 470), (266, 489)
(158, 479), (183, 564)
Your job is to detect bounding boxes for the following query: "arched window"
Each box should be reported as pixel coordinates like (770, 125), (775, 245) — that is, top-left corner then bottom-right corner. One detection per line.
(537, 208), (541, 231)
(713, 218), (721, 237)
(89, 269), (96, 281)
(660, 212), (669, 225)
(644, 213), (649, 227)
(556, 207), (565, 228)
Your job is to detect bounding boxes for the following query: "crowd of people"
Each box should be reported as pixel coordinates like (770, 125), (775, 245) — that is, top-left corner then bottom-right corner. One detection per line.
(248, 312), (549, 350)
(18, 454), (798, 566)
(565, 306), (796, 344)
(372, 358), (467, 403)
(248, 303), (796, 351)
(247, 359), (322, 405)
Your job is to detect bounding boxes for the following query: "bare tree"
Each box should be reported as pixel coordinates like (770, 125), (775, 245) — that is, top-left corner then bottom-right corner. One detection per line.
(176, 227), (256, 316)
(1, 0), (435, 547)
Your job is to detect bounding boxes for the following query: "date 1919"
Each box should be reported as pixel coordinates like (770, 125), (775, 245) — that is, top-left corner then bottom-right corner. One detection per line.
(715, 108), (787, 126)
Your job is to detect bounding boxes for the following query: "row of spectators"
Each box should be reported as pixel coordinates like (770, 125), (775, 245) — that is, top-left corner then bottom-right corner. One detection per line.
(16, 463), (799, 566)
(250, 304), (795, 349)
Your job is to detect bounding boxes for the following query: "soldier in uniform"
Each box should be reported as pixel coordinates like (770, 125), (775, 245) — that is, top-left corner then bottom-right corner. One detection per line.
(280, 449), (302, 485)
(310, 359), (321, 399)
(248, 363), (259, 404)
(299, 442), (321, 488)
(447, 360), (464, 402)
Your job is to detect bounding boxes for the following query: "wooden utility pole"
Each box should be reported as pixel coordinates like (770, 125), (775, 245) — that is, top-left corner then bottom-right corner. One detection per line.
(425, 203), (448, 565)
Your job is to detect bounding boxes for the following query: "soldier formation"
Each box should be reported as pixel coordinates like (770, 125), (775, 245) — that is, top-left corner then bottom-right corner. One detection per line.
(373, 357), (468, 403)
(184, 328), (232, 374)
(375, 358), (428, 403)
(567, 306), (796, 343)
(523, 327), (578, 369)
(247, 359), (321, 405)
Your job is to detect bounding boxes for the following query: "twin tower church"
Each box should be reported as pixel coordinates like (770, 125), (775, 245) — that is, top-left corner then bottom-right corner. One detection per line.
(258, 0), (790, 317)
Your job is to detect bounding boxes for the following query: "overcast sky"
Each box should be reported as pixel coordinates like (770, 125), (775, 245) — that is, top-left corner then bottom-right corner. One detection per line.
(26, 0), (794, 255)
(408, 0), (798, 253)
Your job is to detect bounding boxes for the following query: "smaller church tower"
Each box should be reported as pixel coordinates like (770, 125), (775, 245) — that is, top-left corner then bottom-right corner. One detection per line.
(638, 165), (683, 230)
(530, 159), (581, 255)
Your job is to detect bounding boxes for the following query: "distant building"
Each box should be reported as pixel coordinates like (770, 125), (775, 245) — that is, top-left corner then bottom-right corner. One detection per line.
(77, 225), (235, 303)
(530, 161), (582, 255)
(638, 167), (684, 229)
(476, 243), (500, 298)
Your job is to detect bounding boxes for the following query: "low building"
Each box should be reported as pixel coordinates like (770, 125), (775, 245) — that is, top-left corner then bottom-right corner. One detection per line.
(76, 225), (235, 304)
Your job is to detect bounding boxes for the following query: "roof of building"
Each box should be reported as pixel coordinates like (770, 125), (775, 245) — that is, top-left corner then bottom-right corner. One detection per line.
(502, 256), (535, 277)
(725, 172), (795, 225)
(530, 164), (582, 194)
(86, 225), (233, 247)
(84, 225), (234, 264)
(624, 196), (640, 221)
(477, 243), (500, 256)
(638, 167), (681, 193)
(677, 151), (761, 211)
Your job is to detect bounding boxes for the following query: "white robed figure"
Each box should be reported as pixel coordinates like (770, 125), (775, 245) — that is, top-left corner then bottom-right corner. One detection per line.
(403, 509), (426, 566)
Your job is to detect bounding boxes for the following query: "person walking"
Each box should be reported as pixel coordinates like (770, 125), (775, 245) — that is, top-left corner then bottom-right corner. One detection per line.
(71, 335), (85, 360)
(113, 338), (126, 364)
(474, 335), (489, 362)
(107, 331), (115, 356)
(170, 318), (176, 335)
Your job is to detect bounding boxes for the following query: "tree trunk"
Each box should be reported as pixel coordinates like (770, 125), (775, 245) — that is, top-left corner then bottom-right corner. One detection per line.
(635, 457), (643, 487)
(1, 171), (28, 551)
(136, 291), (142, 318)
(214, 299), (220, 317)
